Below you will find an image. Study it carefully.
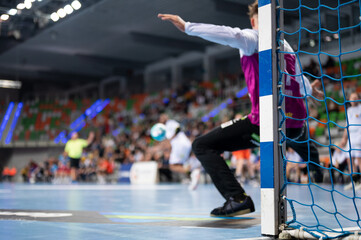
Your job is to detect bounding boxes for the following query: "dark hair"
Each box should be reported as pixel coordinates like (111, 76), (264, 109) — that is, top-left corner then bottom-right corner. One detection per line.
(248, 0), (258, 18)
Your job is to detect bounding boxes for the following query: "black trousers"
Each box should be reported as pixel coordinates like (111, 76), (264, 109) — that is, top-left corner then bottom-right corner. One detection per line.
(69, 157), (81, 169)
(192, 117), (320, 200)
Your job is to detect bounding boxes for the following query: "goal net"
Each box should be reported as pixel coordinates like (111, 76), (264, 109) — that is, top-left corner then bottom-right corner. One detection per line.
(259, 0), (361, 239)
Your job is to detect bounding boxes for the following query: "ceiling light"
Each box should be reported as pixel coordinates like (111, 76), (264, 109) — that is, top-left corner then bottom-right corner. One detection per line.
(64, 5), (74, 14)
(57, 8), (66, 18)
(17, 3), (25, 9)
(8, 9), (18, 16)
(0, 80), (22, 89)
(50, 12), (59, 22)
(24, 1), (32, 9)
(1, 14), (9, 21)
(71, 1), (81, 10)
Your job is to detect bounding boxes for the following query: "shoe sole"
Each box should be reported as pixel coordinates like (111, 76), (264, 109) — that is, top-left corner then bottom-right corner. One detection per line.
(210, 207), (255, 217)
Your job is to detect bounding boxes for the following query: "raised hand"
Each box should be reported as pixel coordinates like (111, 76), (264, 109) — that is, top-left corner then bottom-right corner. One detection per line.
(88, 131), (95, 144)
(311, 79), (324, 100)
(158, 14), (186, 32)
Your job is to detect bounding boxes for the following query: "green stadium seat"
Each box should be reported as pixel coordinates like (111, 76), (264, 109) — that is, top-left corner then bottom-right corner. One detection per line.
(338, 112), (346, 121)
(329, 112), (337, 122)
(315, 127), (325, 136)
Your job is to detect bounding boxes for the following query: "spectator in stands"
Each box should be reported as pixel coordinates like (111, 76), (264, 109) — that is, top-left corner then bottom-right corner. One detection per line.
(54, 160), (71, 184)
(43, 160), (53, 183)
(97, 157), (109, 184)
(115, 145), (127, 164)
(64, 131), (95, 183)
(2, 167), (10, 182)
(107, 157), (118, 184)
(21, 165), (29, 182)
(28, 161), (38, 183)
(102, 135), (116, 158)
(8, 167), (17, 181)
(34, 163), (45, 182)
(49, 157), (58, 179)
(79, 153), (96, 182)
(133, 147), (145, 162)
(341, 92), (361, 190)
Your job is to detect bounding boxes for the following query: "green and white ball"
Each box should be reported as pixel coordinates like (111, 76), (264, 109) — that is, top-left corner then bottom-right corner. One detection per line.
(150, 123), (166, 141)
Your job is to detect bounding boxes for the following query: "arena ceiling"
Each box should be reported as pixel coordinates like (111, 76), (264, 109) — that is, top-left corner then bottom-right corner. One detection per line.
(0, 0), (356, 83)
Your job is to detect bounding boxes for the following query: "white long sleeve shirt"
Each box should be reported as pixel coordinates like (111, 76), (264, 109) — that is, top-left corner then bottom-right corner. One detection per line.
(185, 22), (258, 57)
(184, 22), (312, 96)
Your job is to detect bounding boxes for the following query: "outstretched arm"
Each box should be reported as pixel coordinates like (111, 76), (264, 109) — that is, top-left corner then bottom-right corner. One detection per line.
(158, 13), (258, 56)
(87, 131), (95, 145)
(158, 14), (186, 32)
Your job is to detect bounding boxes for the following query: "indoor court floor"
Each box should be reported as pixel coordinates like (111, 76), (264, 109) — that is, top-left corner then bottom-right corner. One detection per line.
(0, 183), (359, 240)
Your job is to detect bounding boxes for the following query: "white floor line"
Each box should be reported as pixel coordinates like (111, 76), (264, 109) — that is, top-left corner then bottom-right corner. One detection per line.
(232, 237), (272, 240)
(15, 185), (178, 191)
(181, 226), (225, 230)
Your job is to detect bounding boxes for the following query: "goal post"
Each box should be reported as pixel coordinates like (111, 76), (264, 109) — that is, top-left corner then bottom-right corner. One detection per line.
(259, 0), (286, 237)
(259, 0), (361, 239)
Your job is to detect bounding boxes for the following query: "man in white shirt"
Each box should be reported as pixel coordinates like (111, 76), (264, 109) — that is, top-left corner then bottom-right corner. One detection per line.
(165, 119), (192, 173)
(155, 114), (193, 178)
(341, 92), (361, 189)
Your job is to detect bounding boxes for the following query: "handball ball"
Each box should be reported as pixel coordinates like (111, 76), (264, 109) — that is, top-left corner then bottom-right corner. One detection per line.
(150, 123), (166, 141)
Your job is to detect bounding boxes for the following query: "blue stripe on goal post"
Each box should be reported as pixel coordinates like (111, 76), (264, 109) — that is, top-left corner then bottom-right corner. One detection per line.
(259, 0), (284, 237)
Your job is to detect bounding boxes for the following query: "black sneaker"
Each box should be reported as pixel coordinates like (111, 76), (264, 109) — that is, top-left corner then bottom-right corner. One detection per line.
(210, 195), (255, 217)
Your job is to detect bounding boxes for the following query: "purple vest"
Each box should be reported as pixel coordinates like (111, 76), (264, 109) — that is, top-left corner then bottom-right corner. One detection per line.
(241, 53), (305, 128)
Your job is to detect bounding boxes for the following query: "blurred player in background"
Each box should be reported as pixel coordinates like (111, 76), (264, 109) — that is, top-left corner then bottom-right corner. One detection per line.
(64, 131), (94, 183)
(341, 92), (361, 190)
(159, 0), (323, 217)
(155, 114), (192, 175)
(150, 114), (194, 185)
(332, 142), (348, 184)
(165, 119), (192, 175)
